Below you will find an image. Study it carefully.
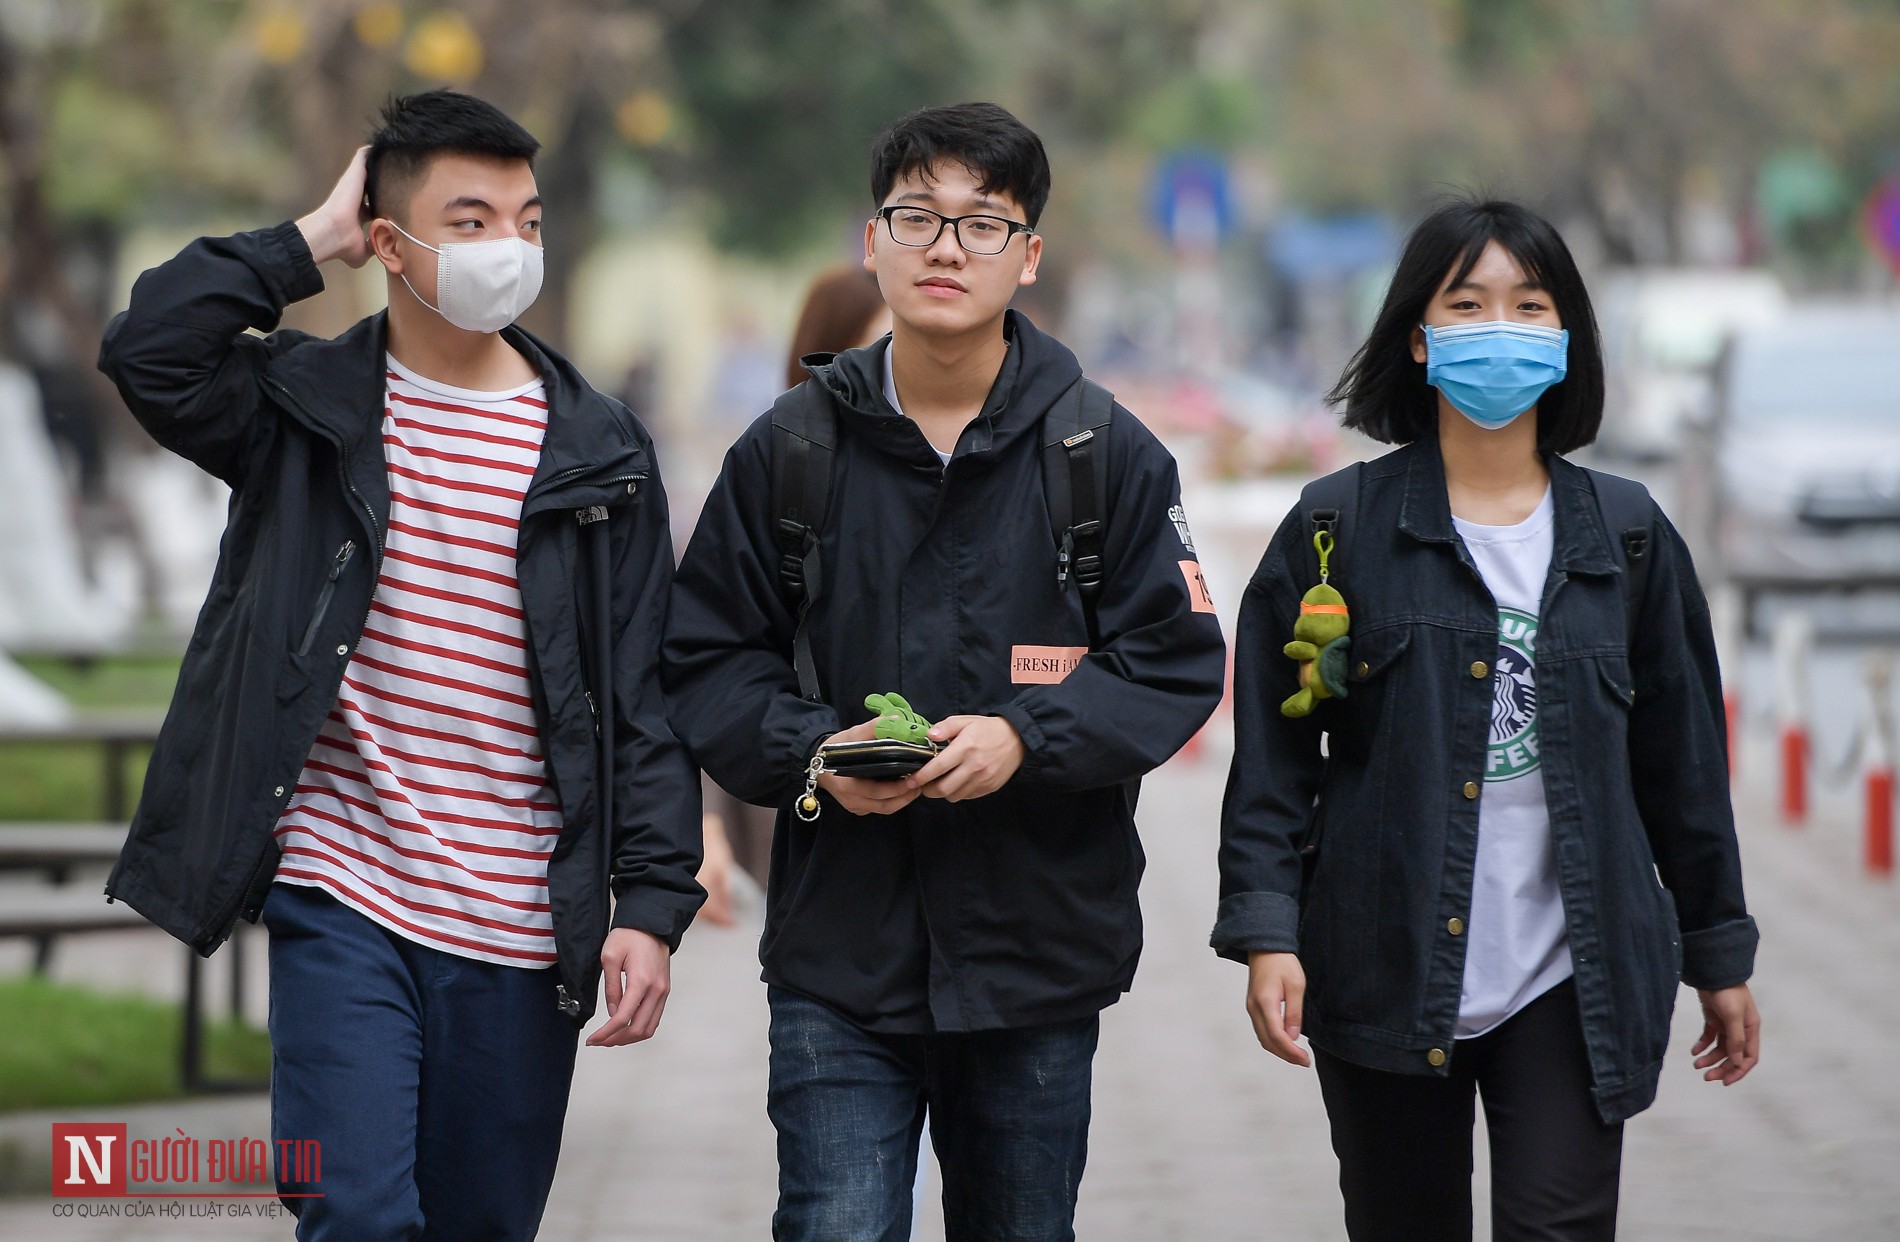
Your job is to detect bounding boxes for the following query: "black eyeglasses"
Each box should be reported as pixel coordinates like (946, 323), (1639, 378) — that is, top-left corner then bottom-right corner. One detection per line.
(875, 205), (1034, 255)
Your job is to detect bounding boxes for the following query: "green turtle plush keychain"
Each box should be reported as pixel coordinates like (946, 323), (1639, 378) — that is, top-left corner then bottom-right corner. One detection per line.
(796, 693), (939, 821)
(1280, 528), (1352, 717)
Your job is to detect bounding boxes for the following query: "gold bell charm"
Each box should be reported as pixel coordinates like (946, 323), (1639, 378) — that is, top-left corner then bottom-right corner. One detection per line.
(796, 754), (826, 822)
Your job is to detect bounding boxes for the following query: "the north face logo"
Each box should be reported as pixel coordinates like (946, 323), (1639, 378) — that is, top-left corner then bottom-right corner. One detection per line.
(1168, 504), (1196, 555)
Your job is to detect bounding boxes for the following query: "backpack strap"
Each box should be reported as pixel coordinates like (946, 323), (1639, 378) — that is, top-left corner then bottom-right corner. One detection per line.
(1041, 378), (1116, 637)
(1589, 469), (1656, 654)
(769, 382), (839, 703)
(1299, 461), (1363, 584)
(1292, 461), (1359, 873)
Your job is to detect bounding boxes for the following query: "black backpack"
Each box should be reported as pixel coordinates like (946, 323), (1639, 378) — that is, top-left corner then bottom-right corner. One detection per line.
(769, 373), (1116, 704)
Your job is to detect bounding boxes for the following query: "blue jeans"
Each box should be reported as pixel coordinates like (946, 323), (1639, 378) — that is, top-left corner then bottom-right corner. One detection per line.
(767, 986), (1098, 1242)
(262, 882), (579, 1241)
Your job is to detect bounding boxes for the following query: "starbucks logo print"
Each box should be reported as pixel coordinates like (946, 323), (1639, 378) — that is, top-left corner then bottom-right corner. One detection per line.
(1487, 607), (1540, 781)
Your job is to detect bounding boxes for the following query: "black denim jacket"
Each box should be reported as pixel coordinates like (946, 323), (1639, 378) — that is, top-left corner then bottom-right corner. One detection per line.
(1211, 440), (1757, 1124)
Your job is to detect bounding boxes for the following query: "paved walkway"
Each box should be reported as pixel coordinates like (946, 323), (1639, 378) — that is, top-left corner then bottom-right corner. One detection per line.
(4, 734), (1899, 1239)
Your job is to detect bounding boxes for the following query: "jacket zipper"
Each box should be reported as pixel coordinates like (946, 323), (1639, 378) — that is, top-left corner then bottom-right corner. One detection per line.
(217, 377), (390, 950)
(294, 540), (357, 657)
(520, 468), (644, 520)
(522, 473), (642, 1022)
(263, 377), (386, 567)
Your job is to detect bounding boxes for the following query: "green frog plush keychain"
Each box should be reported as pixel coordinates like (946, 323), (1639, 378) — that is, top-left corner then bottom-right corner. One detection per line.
(1280, 528), (1352, 717)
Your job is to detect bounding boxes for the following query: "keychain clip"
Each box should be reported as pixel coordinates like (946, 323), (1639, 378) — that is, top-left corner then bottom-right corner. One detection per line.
(796, 753), (828, 822)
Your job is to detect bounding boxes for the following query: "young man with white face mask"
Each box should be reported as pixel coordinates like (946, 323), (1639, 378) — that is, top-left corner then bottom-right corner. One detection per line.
(98, 91), (703, 1239)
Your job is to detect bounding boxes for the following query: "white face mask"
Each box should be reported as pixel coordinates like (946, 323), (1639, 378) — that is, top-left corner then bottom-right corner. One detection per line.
(387, 221), (544, 334)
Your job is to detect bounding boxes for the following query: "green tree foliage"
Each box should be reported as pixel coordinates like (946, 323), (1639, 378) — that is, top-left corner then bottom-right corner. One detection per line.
(665, 0), (975, 255)
(7, 0), (1900, 352)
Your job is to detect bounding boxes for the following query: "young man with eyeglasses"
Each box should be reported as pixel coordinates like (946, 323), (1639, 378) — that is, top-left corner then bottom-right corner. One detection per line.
(98, 91), (703, 1238)
(664, 102), (1225, 1240)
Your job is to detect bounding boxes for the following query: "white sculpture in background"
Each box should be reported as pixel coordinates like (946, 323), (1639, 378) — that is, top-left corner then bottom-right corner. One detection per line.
(0, 363), (129, 724)
(0, 362), (139, 649)
(114, 448), (232, 637)
(0, 651), (70, 726)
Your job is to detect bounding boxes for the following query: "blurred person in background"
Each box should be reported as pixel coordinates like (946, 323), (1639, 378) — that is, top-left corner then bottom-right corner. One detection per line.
(707, 308), (783, 439)
(785, 264), (892, 389)
(698, 265), (887, 926)
(97, 90), (703, 1239)
(1212, 199), (1760, 1241)
(664, 102), (1225, 1240)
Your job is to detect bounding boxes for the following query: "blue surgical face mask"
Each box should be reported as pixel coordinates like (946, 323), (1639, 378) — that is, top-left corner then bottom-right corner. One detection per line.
(1422, 320), (1569, 429)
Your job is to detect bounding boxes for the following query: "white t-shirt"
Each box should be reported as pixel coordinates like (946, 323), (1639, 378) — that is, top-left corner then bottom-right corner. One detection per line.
(1451, 486), (1573, 1037)
(882, 343), (953, 466)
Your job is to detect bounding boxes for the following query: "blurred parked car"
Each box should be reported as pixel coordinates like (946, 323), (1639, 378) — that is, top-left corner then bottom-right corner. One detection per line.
(1597, 269), (1788, 460)
(1681, 307), (1900, 632)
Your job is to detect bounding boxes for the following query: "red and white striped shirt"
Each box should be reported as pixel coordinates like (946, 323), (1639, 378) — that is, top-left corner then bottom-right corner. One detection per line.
(274, 356), (560, 968)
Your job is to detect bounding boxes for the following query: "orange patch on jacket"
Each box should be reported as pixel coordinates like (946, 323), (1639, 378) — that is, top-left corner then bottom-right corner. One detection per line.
(1181, 561), (1217, 613)
(1011, 645), (1088, 684)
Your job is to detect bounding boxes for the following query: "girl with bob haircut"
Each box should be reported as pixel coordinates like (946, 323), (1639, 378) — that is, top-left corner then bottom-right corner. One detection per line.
(1212, 199), (1761, 1241)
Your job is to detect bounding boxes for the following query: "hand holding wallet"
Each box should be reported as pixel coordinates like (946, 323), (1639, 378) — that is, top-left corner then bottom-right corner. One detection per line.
(796, 693), (940, 820)
(820, 691), (938, 777)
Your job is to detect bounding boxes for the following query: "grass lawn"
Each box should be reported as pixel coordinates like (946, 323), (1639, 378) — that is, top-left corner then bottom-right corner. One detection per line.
(18, 655), (183, 710)
(0, 976), (270, 1112)
(0, 658), (266, 1114)
(0, 655), (178, 821)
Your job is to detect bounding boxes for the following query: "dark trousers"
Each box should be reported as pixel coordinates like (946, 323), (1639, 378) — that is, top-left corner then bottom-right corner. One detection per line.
(1314, 979), (1624, 1242)
(263, 882), (579, 1241)
(767, 985), (1098, 1242)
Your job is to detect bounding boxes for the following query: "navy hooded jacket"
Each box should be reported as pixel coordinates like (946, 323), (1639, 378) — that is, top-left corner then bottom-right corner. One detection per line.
(664, 312), (1226, 1032)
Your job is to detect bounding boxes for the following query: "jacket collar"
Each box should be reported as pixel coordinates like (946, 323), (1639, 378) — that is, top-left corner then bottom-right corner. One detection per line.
(1397, 437), (1618, 577)
(262, 311), (647, 518)
(801, 309), (1082, 469)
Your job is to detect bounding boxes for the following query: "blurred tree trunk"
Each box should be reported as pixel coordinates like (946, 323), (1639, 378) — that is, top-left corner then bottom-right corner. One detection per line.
(0, 32), (134, 445)
(515, 90), (609, 352)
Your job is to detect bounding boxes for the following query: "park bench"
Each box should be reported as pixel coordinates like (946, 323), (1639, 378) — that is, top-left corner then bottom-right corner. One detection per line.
(0, 710), (167, 820)
(0, 821), (139, 971)
(0, 821), (262, 1093)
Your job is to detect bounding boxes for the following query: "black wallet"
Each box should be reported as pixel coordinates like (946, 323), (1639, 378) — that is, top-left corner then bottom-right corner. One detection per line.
(817, 739), (939, 780)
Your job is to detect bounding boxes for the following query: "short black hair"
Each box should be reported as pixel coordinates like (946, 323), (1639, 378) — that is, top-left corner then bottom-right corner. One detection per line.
(869, 102), (1052, 227)
(1328, 198), (1605, 454)
(365, 90), (541, 220)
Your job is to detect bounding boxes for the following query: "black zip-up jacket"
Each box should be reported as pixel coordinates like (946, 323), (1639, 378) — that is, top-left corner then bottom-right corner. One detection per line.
(663, 313), (1226, 1033)
(97, 222), (704, 1024)
(1212, 441), (1757, 1123)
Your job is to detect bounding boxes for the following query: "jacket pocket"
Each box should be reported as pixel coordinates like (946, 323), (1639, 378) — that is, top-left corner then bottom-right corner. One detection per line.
(1346, 623), (1411, 686)
(1596, 654), (1635, 709)
(294, 540), (357, 657)
(1330, 622), (1411, 747)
